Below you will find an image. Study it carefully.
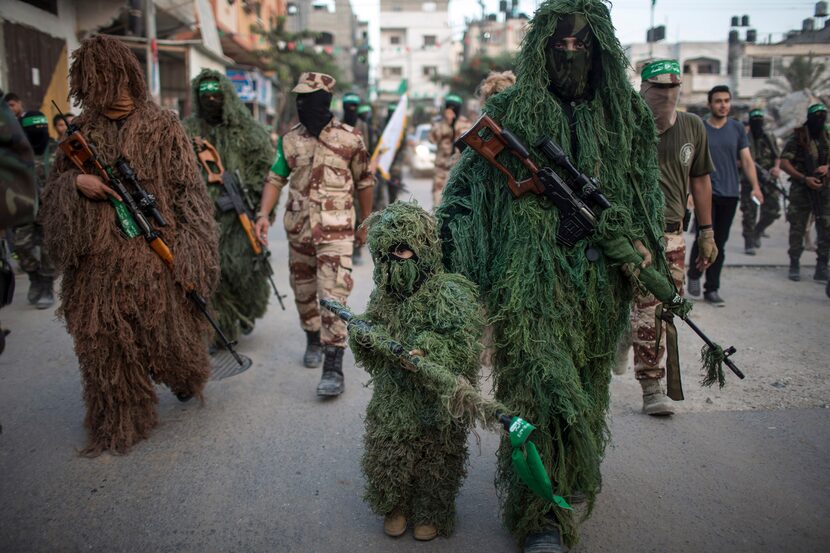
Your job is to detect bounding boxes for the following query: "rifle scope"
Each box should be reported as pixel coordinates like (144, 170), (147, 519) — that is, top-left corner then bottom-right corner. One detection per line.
(534, 137), (612, 211)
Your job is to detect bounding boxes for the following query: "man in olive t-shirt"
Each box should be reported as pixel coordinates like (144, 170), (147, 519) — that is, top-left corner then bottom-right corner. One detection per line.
(621, 59), (717, 416)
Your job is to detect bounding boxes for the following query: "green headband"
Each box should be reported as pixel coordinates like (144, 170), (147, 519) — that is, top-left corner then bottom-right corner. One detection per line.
(343, 93), (360, 105)
(357, 105), (371, 115)
(21, 115), (48, 127)
(641, 59), (681, 80)
(808, 103), (827, 115)
(444, 93), (462, 105)
(749, 109), (764, 119)
(198, 81), (221, 94)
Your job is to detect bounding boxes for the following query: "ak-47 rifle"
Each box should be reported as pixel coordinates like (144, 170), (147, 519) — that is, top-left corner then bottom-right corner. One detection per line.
(320, 298), (571, 510)
(754, 161), (788, 210)
(52, 102), (243, 366)
(456, 114), (611, 247)
(795, 128), (827, 219)
(193, 138), (287, 310)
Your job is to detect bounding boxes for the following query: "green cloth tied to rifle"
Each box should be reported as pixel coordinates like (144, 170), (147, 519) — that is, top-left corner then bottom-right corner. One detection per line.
(507, 416), (572, 510)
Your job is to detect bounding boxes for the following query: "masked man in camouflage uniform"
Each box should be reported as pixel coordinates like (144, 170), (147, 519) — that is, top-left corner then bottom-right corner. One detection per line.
(183, 70), (274, 344)
(16, 111), (58, 309)
(428, 94), (470, 208)
(740, 109), (781, 254)
(625, 60), (717, 415)
(255, 73), (374, 396)
(342, 92), (370, 265)
(781, 103), (830, 282)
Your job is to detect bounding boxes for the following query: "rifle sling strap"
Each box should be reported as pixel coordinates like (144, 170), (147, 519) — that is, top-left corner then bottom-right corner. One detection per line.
(655, 304), (684, 401)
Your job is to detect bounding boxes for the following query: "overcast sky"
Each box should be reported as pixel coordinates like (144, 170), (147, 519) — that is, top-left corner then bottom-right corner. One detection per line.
(350, 0), (824, 46)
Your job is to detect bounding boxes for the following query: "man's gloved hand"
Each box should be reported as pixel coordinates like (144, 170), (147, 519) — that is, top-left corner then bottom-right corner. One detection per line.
(696, 228), (718, 272)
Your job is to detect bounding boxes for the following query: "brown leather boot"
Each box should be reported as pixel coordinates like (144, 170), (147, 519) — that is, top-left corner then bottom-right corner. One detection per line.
(383, 509), (407, 537)
(413, 523), (438, 541)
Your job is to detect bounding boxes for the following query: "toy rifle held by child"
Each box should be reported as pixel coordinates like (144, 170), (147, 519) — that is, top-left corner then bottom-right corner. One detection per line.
(455, 114), (611, 247)
(321, 298), (571, 510)
(52, 102), (243, 366)
(193, 138), (287, 310)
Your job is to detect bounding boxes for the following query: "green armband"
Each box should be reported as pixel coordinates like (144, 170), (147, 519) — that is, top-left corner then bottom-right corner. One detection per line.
(270, 136), (290, 178)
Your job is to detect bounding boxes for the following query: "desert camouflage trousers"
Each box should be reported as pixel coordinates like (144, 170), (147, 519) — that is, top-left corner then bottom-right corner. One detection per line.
(14, 222), (55, 278)
(631, 231), (686, 380)
(288, 240), (354, 347)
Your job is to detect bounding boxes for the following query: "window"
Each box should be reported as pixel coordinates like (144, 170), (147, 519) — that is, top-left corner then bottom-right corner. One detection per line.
(751, 58), (771, 78)
(422, 65), (438, 77)
(390, 35), (401, 45)
(287, 3), (298, 15)
(423, 35), (437, 47)
(315, 32), (334, 46)
(422, 2), (437, 12)
(383, 66), (404, 78)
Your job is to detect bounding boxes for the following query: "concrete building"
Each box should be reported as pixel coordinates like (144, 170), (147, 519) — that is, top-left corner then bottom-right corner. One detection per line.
(378, 0), (456, 103)
(462, 14), (528, 61)
(285, 0), (361, 89)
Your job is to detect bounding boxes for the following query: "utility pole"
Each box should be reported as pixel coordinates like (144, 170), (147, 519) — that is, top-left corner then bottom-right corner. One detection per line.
(648, 0), (655, 58)
(145, 0), (160, 104)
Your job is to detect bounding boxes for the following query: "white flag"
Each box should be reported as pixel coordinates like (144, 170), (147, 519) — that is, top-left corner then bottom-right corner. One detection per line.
(371, 94), (408, 180)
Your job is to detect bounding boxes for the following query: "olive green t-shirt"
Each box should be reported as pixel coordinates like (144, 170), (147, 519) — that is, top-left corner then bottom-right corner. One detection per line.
(658, 111), (714, 224)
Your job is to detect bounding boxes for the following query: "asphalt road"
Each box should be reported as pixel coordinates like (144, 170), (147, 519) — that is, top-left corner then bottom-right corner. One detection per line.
(1, 175), (828, 553)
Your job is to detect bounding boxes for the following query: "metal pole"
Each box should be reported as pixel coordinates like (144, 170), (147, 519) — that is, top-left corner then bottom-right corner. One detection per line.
(145, 0), (160, 104)
(649, 0), (655, 58)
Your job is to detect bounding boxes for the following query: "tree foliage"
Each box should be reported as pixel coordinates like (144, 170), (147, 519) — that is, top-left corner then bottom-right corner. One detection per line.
(253, 16), (346, 130)
(436, 53), (517, 99)
(761, 54), (830, 99)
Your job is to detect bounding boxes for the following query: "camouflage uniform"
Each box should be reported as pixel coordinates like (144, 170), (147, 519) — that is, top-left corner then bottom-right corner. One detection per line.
(267, 78), (373, 347)
(0, 95), (36, 228)
(782, 126), (830, 263)
(15, 140), (56, 282)
(741, 130), (780, 241)
(428, 114), (471, 207)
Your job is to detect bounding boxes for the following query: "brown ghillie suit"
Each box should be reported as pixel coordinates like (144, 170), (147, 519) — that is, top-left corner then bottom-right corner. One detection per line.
(42, 36), (219, 455)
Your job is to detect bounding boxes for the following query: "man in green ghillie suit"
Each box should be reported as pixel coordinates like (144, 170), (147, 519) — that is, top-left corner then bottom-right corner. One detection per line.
(183, 70), (274, 343)
(349, 202), (484, 541)
(436, 1), (670, 550)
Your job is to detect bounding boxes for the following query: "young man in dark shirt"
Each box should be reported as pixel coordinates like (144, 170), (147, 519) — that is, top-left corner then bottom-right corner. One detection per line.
(687, 85), (763, 304)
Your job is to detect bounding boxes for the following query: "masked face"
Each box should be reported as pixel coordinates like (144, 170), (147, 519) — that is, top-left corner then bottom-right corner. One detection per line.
(807, 111), (827, 138)
(103, 88), (135, 121)
(21, 112), (50, 155)
(545, 14), (594, 101)
(641, 83), (680, 134)
(343, 103), (358, 126)
(749, 117), (764, 139)
(374, 244), (427, 299)
(198, 82), (224, 125)
(297, 90), (333, 137)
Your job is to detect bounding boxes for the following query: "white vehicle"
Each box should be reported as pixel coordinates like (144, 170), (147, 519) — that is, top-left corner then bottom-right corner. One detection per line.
(408, 123), (436, 178)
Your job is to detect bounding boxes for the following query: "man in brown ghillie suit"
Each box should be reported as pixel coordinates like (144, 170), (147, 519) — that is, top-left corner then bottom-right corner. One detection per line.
(42, 36), (219, 455)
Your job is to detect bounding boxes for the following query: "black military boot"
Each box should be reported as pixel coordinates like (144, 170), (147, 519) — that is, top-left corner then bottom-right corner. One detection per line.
(744, 236), (756, 255)
(26, 273), (41, 305)
(788, 257), (800, 282)
(814, 257), (828, 282)
(316, 345), (344, 397)
(35, 278), (54, 310)
(303, 330), (323, 368)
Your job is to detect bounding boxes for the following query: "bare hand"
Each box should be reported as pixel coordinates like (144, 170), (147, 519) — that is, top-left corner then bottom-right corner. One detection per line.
(816, 164), (829, 177)
(805, 176), (823, 190)
(368, 158), (378, 174)
(632, 239), (652, 269)
(751, 188), (764, 204)
(770, 167), (781, 179)
(75, 173), (121, 201)
(355, 225), (368, 247)
(254, 216), (270, 246)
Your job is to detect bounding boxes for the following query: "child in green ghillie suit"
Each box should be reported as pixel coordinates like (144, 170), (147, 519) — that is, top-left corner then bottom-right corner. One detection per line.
(348, 202), (484, 540)
(436, 0), (670, 550)
(183, 70), (274, 343)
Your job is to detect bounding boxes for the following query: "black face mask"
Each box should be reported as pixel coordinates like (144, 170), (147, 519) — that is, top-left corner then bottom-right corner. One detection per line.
(199, 95), (224, 125)
(297, 90), (333, 137)
(807, 112), (827, 138)
(343, 104), (358, 126)
(749, 118), (764, 139)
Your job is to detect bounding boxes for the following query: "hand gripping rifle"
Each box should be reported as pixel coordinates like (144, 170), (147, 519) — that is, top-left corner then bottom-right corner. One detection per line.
(52, 102), (243, 366)
(193, 138), (287, 310)
(320, 298), (571, 510)
(455, 114), (611, 247)
(754, 161), (788, 210)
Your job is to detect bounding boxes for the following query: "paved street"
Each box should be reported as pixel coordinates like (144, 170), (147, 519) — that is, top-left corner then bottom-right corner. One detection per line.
(1, 174), (828, 553)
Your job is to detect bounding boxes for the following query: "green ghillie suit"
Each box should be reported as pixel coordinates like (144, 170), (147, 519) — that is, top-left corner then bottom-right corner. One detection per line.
(183, 69), (274, 342)
(437, 0), (668, 546)
(42, 36), (219, 455)
(349, 202), (485, 536)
